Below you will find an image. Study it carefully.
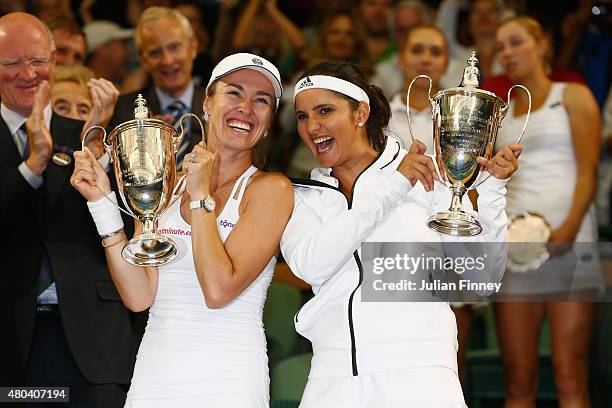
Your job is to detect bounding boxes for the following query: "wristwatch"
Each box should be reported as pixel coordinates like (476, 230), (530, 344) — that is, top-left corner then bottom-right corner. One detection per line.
(190, 195), (216, 212)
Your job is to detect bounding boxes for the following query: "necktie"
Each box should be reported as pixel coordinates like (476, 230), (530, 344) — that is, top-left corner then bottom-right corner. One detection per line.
(37, 249), (54, 296)
(166, 100), (191, 171)
(18, 123), (29, 159)
(17, 124), (56, 297)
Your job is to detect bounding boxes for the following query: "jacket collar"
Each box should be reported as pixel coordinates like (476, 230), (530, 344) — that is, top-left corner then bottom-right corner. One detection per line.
(309, 136), (403, 187)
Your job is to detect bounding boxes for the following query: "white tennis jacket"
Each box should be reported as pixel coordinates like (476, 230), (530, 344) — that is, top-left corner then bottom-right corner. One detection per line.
(280, 137), (509, 378)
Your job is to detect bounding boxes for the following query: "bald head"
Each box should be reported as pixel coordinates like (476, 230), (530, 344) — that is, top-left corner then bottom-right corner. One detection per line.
(0, 12), (56, 116)
(0, 12), (55, 51)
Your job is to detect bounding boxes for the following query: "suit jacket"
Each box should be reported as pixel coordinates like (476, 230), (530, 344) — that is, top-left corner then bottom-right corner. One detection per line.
(0, 113), (138, 385)
(109, 85), (205, 154)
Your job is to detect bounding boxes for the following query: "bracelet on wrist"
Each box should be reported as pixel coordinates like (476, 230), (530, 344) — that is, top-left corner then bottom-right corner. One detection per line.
(101, 230), (126, 248)
(100, 228), (124, 239)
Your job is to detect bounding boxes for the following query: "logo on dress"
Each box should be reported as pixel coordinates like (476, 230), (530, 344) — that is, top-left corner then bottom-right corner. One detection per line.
(157, 227), (191, 236)
(219, 219), (235, 229)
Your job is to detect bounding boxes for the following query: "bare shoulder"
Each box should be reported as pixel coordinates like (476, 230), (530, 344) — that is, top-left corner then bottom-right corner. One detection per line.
(245, 171), (295, 206)
(563, 82), (597, 111)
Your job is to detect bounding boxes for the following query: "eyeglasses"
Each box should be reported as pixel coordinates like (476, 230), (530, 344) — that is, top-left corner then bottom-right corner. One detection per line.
(0, 56), (53, 72)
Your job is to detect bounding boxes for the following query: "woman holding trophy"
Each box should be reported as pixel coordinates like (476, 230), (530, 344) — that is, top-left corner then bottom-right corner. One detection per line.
(387, 23), (492, 383)
(493, 17), (602, 406)
(70, 53), (293, 407)
(280, 61), (521, 406)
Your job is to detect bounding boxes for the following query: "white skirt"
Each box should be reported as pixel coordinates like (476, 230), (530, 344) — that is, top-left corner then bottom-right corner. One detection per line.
(299, 366), (466, 408)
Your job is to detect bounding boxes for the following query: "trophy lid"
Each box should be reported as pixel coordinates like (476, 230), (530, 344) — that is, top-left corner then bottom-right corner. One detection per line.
(134, 94), (149, 119)
(459, 51), (480, 88)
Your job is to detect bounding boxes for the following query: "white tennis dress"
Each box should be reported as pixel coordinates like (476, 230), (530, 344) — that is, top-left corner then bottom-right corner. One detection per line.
(496, 83), (603, 294)
(125, 165), (274, 408)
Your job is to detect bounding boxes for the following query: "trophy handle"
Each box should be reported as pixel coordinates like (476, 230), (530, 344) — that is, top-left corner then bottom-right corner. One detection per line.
(470, 84), (531, 190)
(406, 74), (434, 146)
(164, 175), (188, 213)
(80, 126), (139, 221)
(81, 125), (109, 156)
(175, 113), (206, 152)
(502, 84), (531, 145)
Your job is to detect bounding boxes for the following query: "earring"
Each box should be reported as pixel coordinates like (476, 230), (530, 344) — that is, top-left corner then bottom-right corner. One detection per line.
(264, 130), (269, 138)
(203, 112), (210, 122)
(358, 122), (364, 128)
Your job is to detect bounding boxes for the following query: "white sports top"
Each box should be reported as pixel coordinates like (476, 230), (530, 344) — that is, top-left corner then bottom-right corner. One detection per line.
(386, 93), (436, 155)
(127, 165), (274, 403)
(496, 82), (595, 238)
(495, 82), (602, 295)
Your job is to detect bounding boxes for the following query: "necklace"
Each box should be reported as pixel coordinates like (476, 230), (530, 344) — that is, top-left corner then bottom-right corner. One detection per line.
(213, 174), (241, 198)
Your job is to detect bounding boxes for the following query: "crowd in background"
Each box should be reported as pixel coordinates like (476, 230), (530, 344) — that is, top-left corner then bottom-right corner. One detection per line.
(2, 0), (610, 191)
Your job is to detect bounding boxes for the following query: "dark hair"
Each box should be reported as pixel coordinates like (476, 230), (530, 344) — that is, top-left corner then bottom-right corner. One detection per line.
(300, 61), (390, 153)
(204, 79), (269, 169)
(45, 15), (86, 39)
(309, 10), (372, 76)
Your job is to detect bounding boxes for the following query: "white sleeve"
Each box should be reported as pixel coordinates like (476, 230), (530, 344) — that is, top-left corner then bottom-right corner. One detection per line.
(281, 171), (412, 286)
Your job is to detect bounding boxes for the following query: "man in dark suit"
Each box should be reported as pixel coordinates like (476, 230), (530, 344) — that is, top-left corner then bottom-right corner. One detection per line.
(109, 6), (204, 170)
(0, 12), (137, 407)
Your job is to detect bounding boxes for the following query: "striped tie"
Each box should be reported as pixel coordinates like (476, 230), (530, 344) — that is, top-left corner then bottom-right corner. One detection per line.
(166, 100), (191, 171)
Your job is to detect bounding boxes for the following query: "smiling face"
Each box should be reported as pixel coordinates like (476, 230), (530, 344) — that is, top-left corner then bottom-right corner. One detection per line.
(0, 16), (55, 117)
(495, 20), (547, 83)
(138, 15), (197, 98)
(295, 88), (370, 169)
(204, 69), (275, 154)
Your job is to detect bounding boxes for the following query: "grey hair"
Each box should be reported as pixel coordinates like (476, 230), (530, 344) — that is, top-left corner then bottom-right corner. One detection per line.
(134, 6), (194, 52)
(44, 23), (56, 52)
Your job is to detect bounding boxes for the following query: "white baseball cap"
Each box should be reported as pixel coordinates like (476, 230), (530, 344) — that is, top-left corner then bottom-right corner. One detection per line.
(206, 53), (283, 109)
(83, 20), (133, 54)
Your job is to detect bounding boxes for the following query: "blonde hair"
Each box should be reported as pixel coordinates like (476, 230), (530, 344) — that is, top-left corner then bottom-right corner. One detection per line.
(134, 6), (194, 51)
(52, 65), (94, 87)
(498, 15), (551, 71)
(499, 15), (546, 42)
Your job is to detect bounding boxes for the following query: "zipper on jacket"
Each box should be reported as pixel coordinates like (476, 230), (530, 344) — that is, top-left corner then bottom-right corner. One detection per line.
(345, 146), (386, 376)
(290, 140), (389, 377)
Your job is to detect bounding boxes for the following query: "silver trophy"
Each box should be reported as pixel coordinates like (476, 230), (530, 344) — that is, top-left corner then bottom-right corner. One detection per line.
(406, 51), (531, 236)
(82, 94), (204, 266)
(506, 212), (551, 273)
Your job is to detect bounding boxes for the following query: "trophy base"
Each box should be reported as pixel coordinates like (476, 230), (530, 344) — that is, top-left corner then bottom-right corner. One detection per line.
(122, 234), (178, 266)
(427, 211), (482, 236)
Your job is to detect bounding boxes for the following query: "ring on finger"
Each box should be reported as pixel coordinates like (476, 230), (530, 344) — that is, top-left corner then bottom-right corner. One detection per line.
(189, 153), (196, 163)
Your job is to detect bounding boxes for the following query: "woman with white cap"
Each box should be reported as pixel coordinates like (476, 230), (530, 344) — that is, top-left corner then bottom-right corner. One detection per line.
(281, 61), (521, 406)
(70, 53), (293, 407)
